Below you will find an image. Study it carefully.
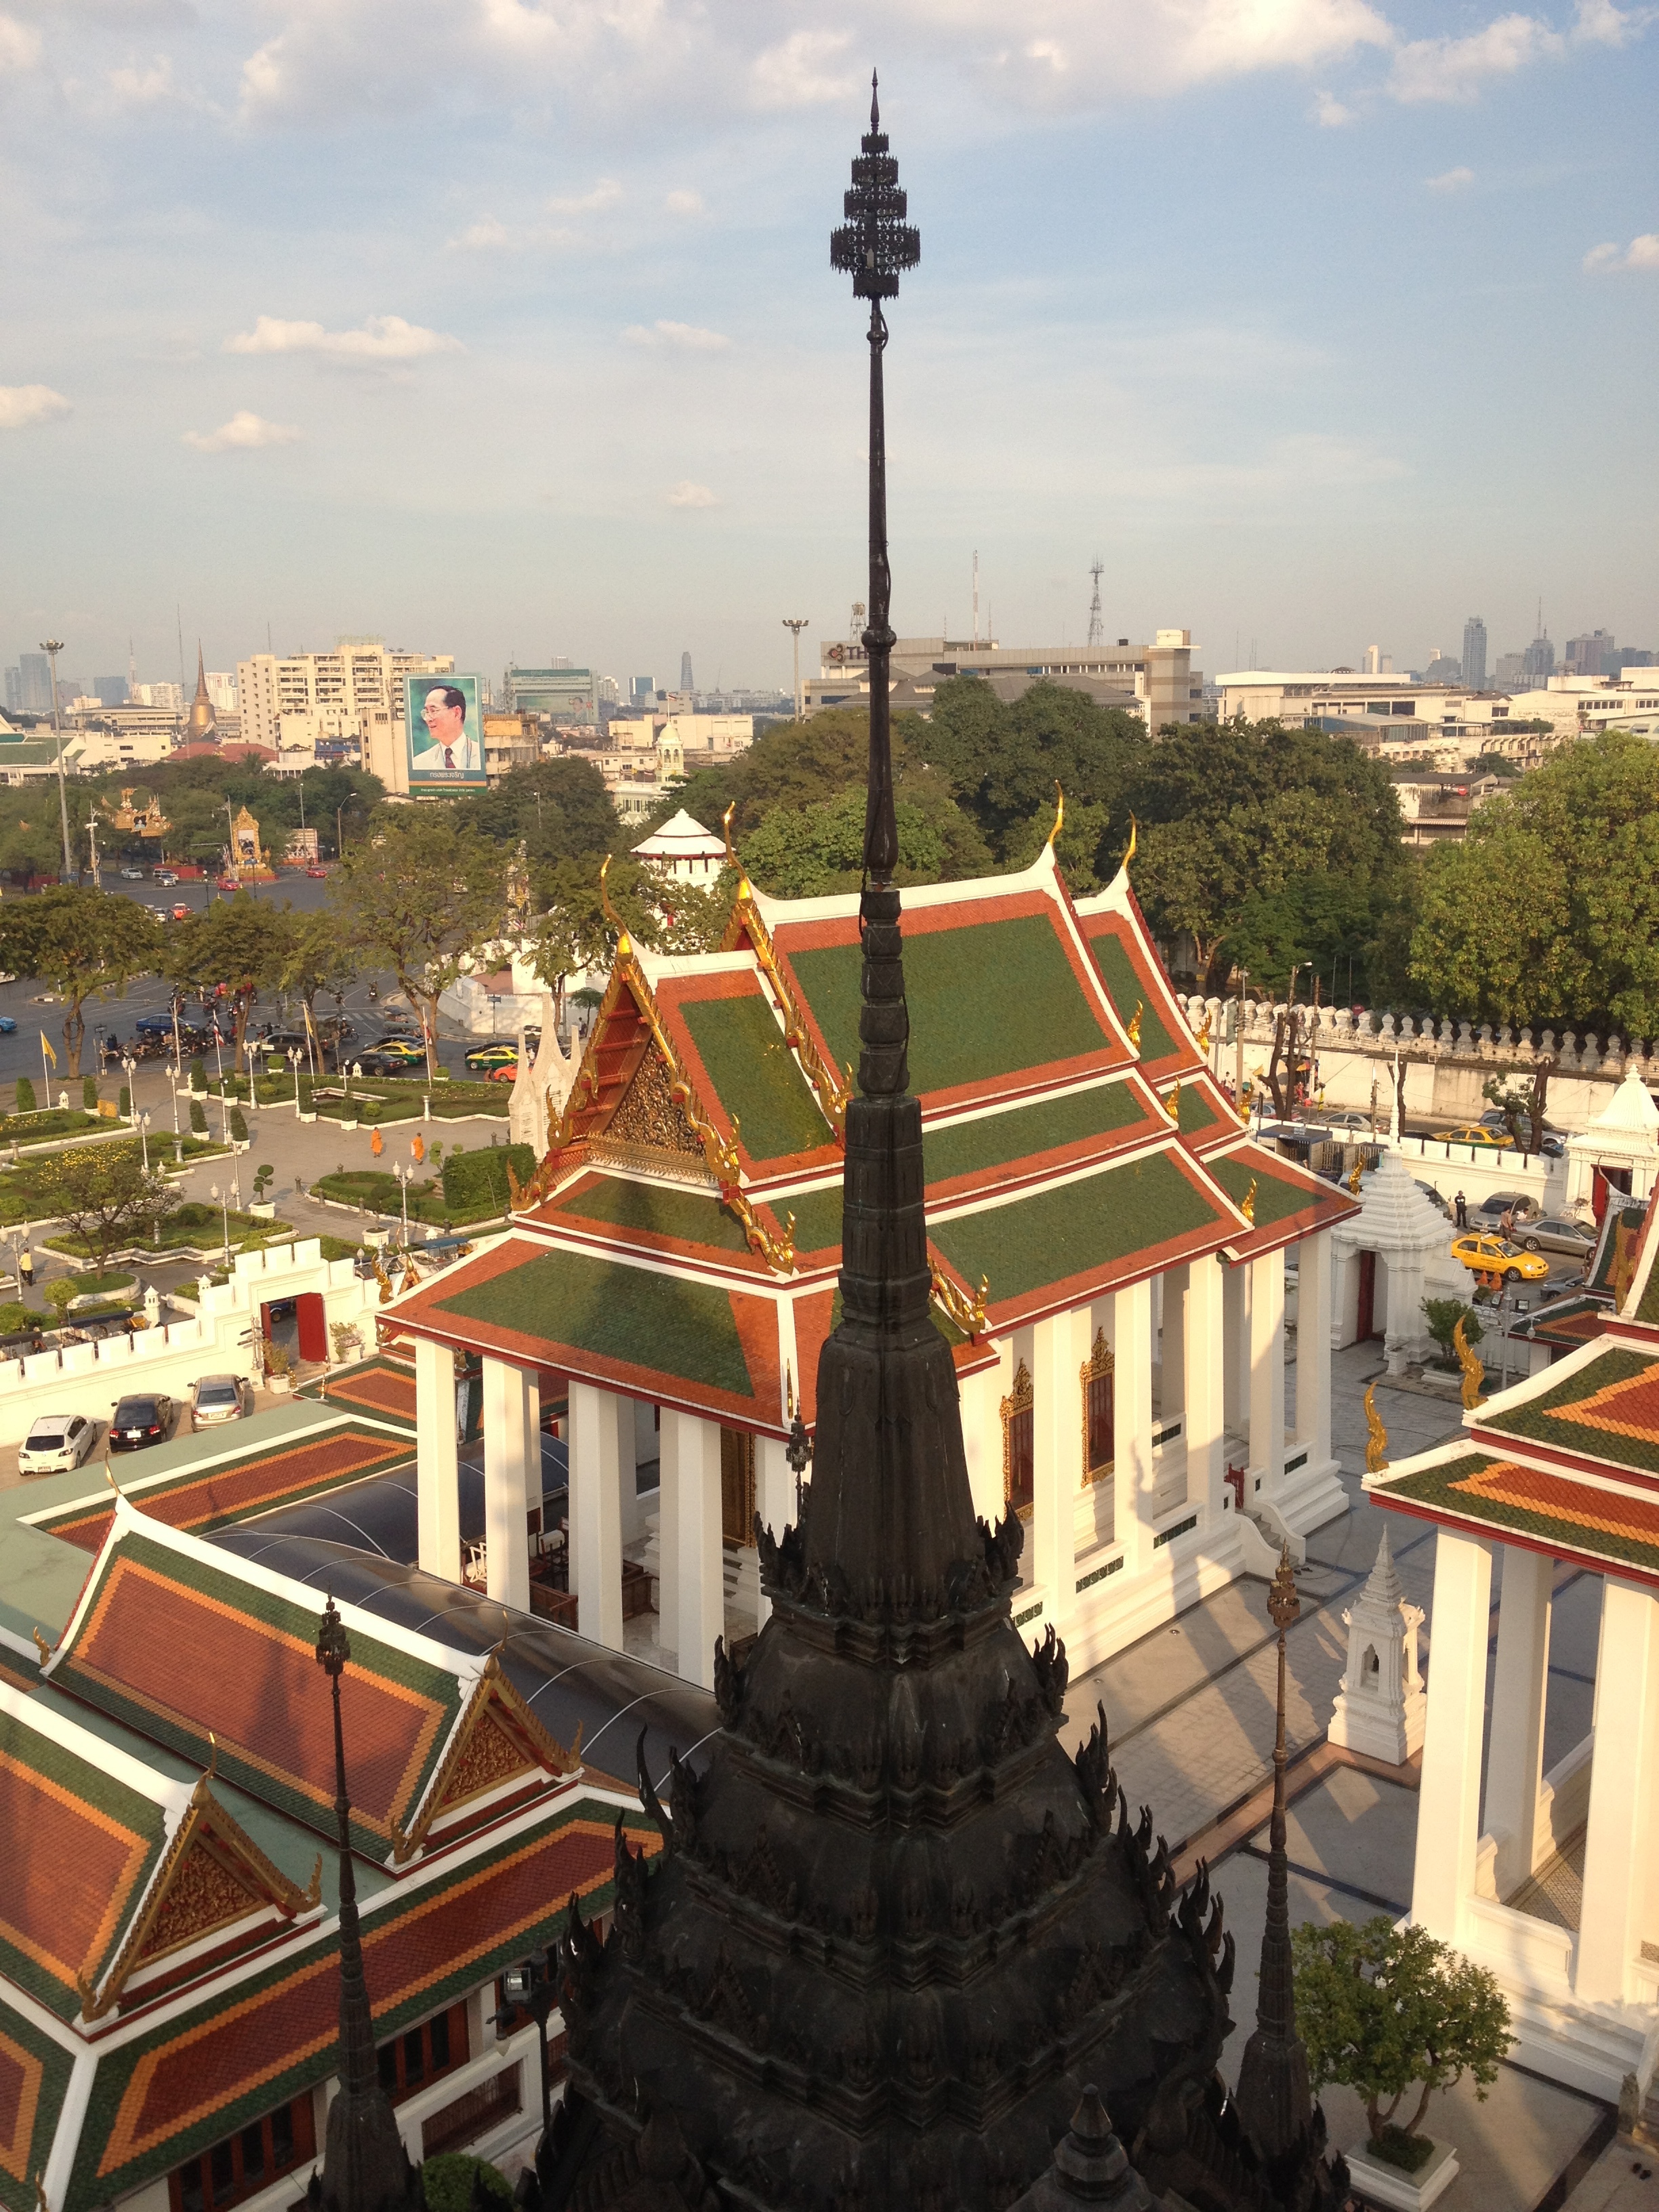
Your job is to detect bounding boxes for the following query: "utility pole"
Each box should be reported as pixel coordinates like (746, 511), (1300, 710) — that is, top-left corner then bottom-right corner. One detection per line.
(39, 640), (73, 880)
(782, 617), (809, 723)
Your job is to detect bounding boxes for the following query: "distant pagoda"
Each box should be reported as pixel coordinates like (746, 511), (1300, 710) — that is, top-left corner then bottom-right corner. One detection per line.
(532, 82), (1345, 2212)
(185, 644), (218, 744)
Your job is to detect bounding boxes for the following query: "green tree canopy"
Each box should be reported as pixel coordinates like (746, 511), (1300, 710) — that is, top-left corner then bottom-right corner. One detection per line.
(30, 1142), (171, 1276)
(165, 893), (295, 1059)
(924, 677), (1146, 871)
(1410, 731), (1659, 1034)
(1124, 719), (1408, 995)
(0, 886), (161, 1075)
(329, 811), (508, 1074)
(453, 758), (617, 891)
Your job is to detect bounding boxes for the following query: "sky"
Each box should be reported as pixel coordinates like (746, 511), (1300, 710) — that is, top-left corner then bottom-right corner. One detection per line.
(1, 0), (1655, 697)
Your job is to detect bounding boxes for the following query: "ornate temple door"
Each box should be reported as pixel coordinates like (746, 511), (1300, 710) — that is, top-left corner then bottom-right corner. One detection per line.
(1001, 1362), (1034, 1517)
(720, 1428), (756, 1547)
(1081, 1328), (1116, 1545)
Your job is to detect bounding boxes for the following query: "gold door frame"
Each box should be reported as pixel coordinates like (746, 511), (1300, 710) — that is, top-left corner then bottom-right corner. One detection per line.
(1080, 1327), (1115, 1490)
(1000, 1359), (1034, 1517)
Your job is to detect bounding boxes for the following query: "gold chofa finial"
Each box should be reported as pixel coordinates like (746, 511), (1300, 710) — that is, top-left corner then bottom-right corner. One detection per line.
(598, 852), (632, 959)
(1126, 1002), (1143, 1050)
(207, 1730), (218, 1780)
(1165, 1082), (1181, 1124)
(1240, 1176), (1257, 1224)
(1347, 1158), (1365, 1196)
(32, 1626), (51, 1665)
(1122, 815), (1136, 872)
(1453, 1313), (1486, 1411)
(1047, 781), (1065, 849)
(1364, 1382), (1389, 1473)
(722, 800), (736, 865)
(1195, 1009), (1212, 1054)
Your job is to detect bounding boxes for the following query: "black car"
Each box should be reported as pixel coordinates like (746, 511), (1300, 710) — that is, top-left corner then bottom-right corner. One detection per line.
(109, 1393), (174, 1450)
(353, 1049), (417, 1077)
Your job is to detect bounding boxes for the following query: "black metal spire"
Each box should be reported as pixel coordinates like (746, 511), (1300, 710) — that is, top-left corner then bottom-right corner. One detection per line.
(1233, 1548), (1314, 2165)
(309, 1597), (422, 2212)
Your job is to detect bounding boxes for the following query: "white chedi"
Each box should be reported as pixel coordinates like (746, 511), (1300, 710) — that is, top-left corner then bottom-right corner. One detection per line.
(1328, 1528), (1427, 1765)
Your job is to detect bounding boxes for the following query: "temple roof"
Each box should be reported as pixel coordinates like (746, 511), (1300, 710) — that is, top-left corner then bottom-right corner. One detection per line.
(40, 1504), (579, 1867)
(1367, 1439), (1659, 1586)
(631, 808), (726, 862)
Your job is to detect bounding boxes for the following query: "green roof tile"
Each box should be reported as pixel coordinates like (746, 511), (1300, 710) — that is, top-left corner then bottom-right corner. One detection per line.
(0, 1995), (75, 2212)
(923, 1083), (1142, 1185)
(1086, 932), (1178, 1061)
(1208, 1151), (1316, 1229)
(680, 991), (830, 1163)
(559, 1174), (752, 1254)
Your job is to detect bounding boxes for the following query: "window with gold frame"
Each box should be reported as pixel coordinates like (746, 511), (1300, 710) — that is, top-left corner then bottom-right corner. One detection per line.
(1001, 1360), (1034, 1519)
(1081, 1328), (1115, 1489)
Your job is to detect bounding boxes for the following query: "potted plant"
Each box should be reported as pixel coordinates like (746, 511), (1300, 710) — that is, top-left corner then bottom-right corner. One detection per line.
(264, 1341), (295, 1394)
(1293, 1917), (1510, 2209)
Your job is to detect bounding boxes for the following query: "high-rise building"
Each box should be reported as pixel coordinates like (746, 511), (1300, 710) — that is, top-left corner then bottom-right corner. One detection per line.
(93, 676), (127, 707)
(1, 669), (18, 715)
(630, 675), (654, 701)
(1462, 615), (1487, 691)
(1495, 651), (1527, 689)
(1522, 628), (1556, 685)
(14, 653), (52, 712)
(679, 649), (694, 692)
(1566, 628), (1619, 678)
(501, 664), (598, 722)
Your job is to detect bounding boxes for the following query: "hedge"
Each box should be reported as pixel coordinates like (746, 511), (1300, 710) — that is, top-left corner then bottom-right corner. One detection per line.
(441, 1144), (535, 1216)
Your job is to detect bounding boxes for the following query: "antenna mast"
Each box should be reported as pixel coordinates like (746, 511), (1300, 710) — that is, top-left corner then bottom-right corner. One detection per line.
(1087, 558), (1104, 649)
(972, 550), (979, 647)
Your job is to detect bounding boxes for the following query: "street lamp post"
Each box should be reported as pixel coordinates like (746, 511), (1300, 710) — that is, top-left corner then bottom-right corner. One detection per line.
(210, 1181), (230, 1267)
(288, 1044), (303, 1111)
(782, 617), (809, 723)
(394, 1163), (411, 1247)
(138, 1109), (150, 1174)
(38, 640), (73, 881)
(211, 1023), (228, 1140)
(121, 1053), (137, 1124)
(499, 1953), (559, 2139)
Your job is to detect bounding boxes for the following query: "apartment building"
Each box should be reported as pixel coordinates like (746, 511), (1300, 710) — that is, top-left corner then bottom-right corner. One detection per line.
(237, 642), (455, 782)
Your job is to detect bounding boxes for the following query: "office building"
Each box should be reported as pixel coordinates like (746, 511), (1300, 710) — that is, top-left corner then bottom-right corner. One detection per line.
(1566, 629), (1620, 678)
(134, 682), (185, 711)
(501, 663), (598, 724)
(11, 653), (52, 712)
(1462, 615), (1487, 691)
(92, 676), (126, 708)
(1495, 650), (1528, 688)
(238, 643), (453, 781)
(630, 675), (653, 701)
(806, 626), (1203, 728)
(679, 649), (693, 691)
(1522, 629), (1556, 684)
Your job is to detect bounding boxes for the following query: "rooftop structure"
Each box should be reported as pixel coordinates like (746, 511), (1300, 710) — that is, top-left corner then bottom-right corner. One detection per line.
(630, 807), (728, 879)
(810, 629), (1203, 729)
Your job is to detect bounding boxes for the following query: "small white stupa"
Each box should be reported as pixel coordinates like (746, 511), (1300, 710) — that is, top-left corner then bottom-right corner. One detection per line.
(1328, 1528), (1427, 1764)
(508, 991), (577, 1157)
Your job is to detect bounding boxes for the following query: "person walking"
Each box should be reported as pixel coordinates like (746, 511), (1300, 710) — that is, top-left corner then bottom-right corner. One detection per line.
(1454, 1189), (1468, 1229)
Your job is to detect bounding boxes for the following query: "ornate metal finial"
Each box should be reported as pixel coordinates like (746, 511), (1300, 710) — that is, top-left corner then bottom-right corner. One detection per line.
(206, 1729), (218, 1780)
(830, 72), (920, 303)
(1126, 1001), (1143, 1050)
(1240, 1176), (1257, 1224)
(316, 1593), (350, 1678)
(1453, 1314), (1486, 1410)
(1364, 1382), (1389, 1473)
(1267, 1542), (1300, 1631)
(1047, 781), (1065, 849)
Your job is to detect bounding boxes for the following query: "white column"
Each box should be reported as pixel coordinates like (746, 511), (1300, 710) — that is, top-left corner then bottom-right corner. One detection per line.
(1223, 1263), (1248, 1436)
(661, 1410), (722, 1690)
(414, 1336), (461, 1584)
(755, 1435), (795, 1629)
(481, 1356), (535, 1612)
(568, 1381), (626, 1652)
(1031, 1309), (1088, 1633)
(960, 1364), (1004, 1530)
(1184, 1255), (1226, 1525)
(1111, 1278), (1154, 1576)
(1161, 1266), (1187, 1425)
(1577, 1577), (1659, 2003)
(1294, 1231), (1333, 1468)
(1411, 1529), (1493, 1946)
(1483, 1547), (1553, 1900)
(1248, 1250), (1286, 1495)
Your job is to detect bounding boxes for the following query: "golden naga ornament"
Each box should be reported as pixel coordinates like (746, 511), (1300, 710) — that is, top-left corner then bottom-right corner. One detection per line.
(1126, 1001), (1143, 1050)
(1047, 781), (1065, 849)
(1347, 1159), (1365, 1196)
(1240, 1176), (1258, 1225)
(1164, 1082), (1182, 1124)
(1120, 815), (1137, 872)
(1194, 1010), (1212, 1054)
(1364, 1382), (1389, 1473)
(930, 1264), (989, 1337)
(1453, 1313), (1486, 1410)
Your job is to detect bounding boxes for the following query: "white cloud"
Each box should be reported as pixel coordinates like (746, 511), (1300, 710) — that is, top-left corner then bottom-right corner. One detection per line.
(224, 314), (461, 361)
(546, 177), (621, 215)
(1428, 165), (1475, 190)
(1584, 232), (1659, 271)
(106, 56), (180, 108)
(623, 319), (730, 352)
(1310, 87), (1357, 124)
(0, 14), (41, 70)
(1572, 0), (1644, 45)
(749, 28), (859, 108)
(182, 411), (301, 452)
(1391, 14), (1563, 104)
(664, 188), (704, 216)
(665, 479), (718, 507)
(447, 217), (511, 252)
(0, 384), (70, 430)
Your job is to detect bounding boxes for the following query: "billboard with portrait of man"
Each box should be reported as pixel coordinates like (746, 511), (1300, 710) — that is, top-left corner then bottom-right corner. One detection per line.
(405, 674), (486, 788)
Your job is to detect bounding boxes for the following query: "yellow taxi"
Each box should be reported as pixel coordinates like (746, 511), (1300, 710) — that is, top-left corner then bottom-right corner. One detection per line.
(1450, 1233), (1551, 1284)
(1431, 1123), (1513, 1147)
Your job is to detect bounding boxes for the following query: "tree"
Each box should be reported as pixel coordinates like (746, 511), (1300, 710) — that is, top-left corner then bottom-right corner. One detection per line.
(454, 758), (617, 886)
(0, 886), (161, 1076)
(739, 785), (949, 897)
(29, 1143), (171, 1277)
(166, 893), (293, 1059)
(281, 907), (359, 1066)
(926, 678), (1145, 869)
(1124, 720), (1407, 995)
(329, 811), (508, 1078)
(1422, 1297), (1482, 1361)
(1410, 732), (1659, 1035)
(1292, 1918), (1509, 2159)
(523, 855), (661, 1010)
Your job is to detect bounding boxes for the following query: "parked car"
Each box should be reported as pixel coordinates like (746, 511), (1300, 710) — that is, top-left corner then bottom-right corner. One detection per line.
(155, 869), (179, 886)
(1517, 1215), (1598, 1257)
(1450, 1233), (1551, 1285)
(1472, 1191), (1542, 1226)
(18, 1413), (97, 1475)
(1415, 1181), (1453, 1218)
(465, 1043), (519, 1070)
(305, 865), (329, 878)
(108, 1393), (174, 1450)
(190, 1374), (248, 1430)
(1431, 1123), (1513, 1147)
(171, 903), (192, 921)
(0, 1016), (14, 1036)
(1478, 1107), (1565, 1155)
(119, 865), (145, 880)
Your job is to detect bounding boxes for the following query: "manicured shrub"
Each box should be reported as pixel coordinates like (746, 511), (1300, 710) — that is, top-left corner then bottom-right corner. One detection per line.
(441, 1144), (536, 1216)
(189, 1097), (208, 1135)
(420, 2158), (511, 2212)
(14, 1078), (35, 1113)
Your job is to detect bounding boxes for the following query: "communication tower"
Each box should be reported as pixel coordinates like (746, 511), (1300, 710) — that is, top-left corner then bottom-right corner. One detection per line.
(1086, 558), (1103, 649)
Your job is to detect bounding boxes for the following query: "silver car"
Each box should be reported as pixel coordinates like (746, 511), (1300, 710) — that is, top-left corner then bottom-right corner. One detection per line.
(190, 1374), (248, 1431)
(1517, 1216), (1598, 1258)
(18, 1413), (97, 1475)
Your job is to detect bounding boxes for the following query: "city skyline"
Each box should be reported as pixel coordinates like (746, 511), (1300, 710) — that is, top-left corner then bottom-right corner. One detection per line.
(1, 0), (1653, 693)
